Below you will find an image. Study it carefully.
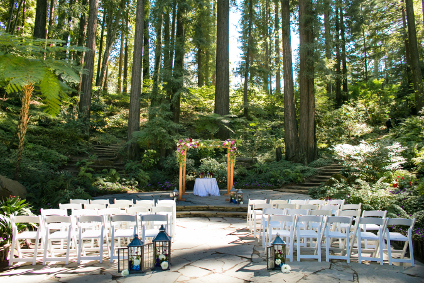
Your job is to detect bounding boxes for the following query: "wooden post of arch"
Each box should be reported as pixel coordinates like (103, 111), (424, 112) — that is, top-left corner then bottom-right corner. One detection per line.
(226, 147), (231, 195)
(183, 148), (187, 195)
(178, 150), (186, 201)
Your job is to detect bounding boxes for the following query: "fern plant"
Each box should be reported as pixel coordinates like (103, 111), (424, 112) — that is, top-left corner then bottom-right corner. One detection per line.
(0, 32), (82, 179)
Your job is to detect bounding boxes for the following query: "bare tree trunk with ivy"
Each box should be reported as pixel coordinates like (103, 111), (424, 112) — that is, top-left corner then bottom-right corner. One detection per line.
(14, 84), (34, 180)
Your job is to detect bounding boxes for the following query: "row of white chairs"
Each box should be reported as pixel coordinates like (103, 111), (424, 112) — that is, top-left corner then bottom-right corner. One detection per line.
(64, 199), (176, 239)
(247, 199), (346, 232)
(263, 212), (415, 266)
(9, 212), (170, 266)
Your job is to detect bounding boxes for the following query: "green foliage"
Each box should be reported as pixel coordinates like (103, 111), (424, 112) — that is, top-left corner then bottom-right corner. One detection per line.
(333, 140), (406, 182)
(141, 149), (159, 170)
(101, 169), (121, 183)
(0, 196), (33, 245)
(308, 158), (334, 168)
(198, 157), (227, 182)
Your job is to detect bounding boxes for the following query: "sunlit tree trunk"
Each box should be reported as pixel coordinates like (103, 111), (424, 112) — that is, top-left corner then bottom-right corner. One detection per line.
(79, 0), (98, 124)
(215, 0), (230, 139)
(128, 0), (144, 160)
(243, 0), (253, 118)
(117, 30), (124, 93)
(282, 0), (297, 161)
(324, 0), (332, 95)
(274, 0), (281, 95)
(143, 1), (150, 81)
(123, 15), (129, 93)
(95, 12), (106, 86)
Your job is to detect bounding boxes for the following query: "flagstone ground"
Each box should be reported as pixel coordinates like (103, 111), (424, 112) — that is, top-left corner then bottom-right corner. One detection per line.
(1, 189), (423, 282)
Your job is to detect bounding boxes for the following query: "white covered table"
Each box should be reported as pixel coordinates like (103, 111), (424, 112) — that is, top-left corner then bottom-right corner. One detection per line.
(193, 178), (220, 197)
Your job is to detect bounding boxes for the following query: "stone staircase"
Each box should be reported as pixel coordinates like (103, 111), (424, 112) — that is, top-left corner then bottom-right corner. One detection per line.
(274, 163), (343, 195)
(65, 143), (126, 175)
(176, 205), (247, 218)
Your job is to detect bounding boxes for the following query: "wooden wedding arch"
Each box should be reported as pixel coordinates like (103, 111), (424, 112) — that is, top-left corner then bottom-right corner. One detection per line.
(176, 139), (237, 201)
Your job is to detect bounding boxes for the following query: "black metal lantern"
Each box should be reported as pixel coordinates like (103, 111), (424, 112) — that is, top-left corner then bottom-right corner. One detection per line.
(266, 234), (286, 270)
(153, 225), (171, 270)
(229, 186), (237, 203)
(128, 234), (144, 273)
(236, 189), (243, 204)
(170, 188), (179, 201)
(117, 247), (129, 273)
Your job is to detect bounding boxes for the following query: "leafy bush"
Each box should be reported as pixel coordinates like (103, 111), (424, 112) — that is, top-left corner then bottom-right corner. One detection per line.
(198, 157), (227, 182)
(333, 140), (406, 182)
(0, 196), (33, 245)
(308, 158), (334, 168)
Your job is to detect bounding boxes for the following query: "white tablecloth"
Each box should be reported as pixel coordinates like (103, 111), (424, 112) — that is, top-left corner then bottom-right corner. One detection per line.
(193, 178), (220, 197)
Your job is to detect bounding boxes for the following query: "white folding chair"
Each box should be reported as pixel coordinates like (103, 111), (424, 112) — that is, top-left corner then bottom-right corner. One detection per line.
(114, 199), (134, 206)
(247, 199), (267, 231)
(327, 199), (345, 210)
(321, 204), (340, 216)
(356, 217), (386, 265)
(261, 208), (285, 247)
(253, 203), (272, 238)
(42, 215), (73, 265)
(151, 206), (174, 237)
(90, 199), (110, 205)
(70, 199), (90, 205)
(84, 203), (107, 210)
(266, 215), (296, 262)
(325, 216), (352, 263)
(77, 215), (107, 264)
(384, 218), (415, 266)
(274, 203), (296, 210)
(156, 200), (176, 237)
(9, 215), (42, 266)
(141, 214), (168, 243)
(136, 199), (155, 206)
(296, 215), (323, 262)
(342, 203), (361, 211)
(361, 210), (387, 249)
(133, 202), (154, 211)
(109, 203), (131, 211)
(109, 215), (137, 262)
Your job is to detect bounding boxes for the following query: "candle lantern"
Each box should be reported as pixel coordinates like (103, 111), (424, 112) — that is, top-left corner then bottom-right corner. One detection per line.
(229, 186), (237, 203)
(117, 247), (129, 273)
(236, 189), (243, 204)
(153, 225), (171, 270)
(170, 188), (179, 201)
(266, 234), (286, 270)
(127, 234), (143, 273)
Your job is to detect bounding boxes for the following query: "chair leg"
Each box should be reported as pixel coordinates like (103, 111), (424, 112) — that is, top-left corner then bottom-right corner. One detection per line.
(326, 235), (330, 262)
(9, 235), (16, 266)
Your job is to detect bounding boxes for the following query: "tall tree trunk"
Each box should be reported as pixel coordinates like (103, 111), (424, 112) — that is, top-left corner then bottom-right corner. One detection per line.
(324, 0), (332, 95)
(123, 16), (129, 93)
(298, 0), (316, 164)
(95, 12), (106, 86)
(103, 65), (109, 92)
(172, 2), (186, 124)
(143, 1), (150, 81)
(166, 1), (177, 104)
(215, 0), (230, 139)
(335, 5), (342, 107)
(264, 0), (270, 94)
(363, 29), (368, 81)
(282, 0), (298, 161)
(340, 5), (348, 100)
(6, 0), (15, 33)
(405, 0), (423, 111)
(150, 8), (163, 114)
(47, 0), (55, 37)
(243, 0), (253, 118)
(77, 0), (88, 92)
(33, 0), (48, 38)
(117, 30), (124, 93)
(11, 0), (25, 34)
(14, 84), (34, 180)
(128, 0), (144, 160)
(163, 5), (171, 99)
(401, 0), (412, 88)
(78, 0), (98, 125)
(274, 0), (281, 95)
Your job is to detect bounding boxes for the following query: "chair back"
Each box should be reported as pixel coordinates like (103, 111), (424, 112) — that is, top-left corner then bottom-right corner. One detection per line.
(326, 216), (352, 225)
(109, 203), (131, 209)
(297, 215), (323, 229)
(78, 215), (104, 223)
(84, 203), (107, 210)
(136, 199), (155, 205)
(90, 199), (110, 205)
(338, 210), (361, 219)
(12, 215), (41, 224)
(127, 206), (150, 215)
(307, 199), (326, 207)
(263, 208), (285, 216)
(275, 203), (297, 210)
(41, 208), (67, 217)
(299, 204), (319, 210)
(270, 199), (289, 207)
(289, 199), (307, 205)
(114, 199), (134, 206)
(72, 209), (99, 216)
(362, 210), (387, 218)
(59, 203), (83, 210)
(286, 208), (309, 216)
(310, 209), (332, 216)
(253, 203), (272, 210)
(327, 199), (345, 207)
(358, 217), (386, 226)
(342, 203), (361, 211)
(45, 215), (72, 224)
(386, 218), (415, 227)
(70, 199), (89, 204)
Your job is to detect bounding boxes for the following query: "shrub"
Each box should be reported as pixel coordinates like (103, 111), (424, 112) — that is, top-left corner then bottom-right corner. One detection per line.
(0, 196), (33, 246)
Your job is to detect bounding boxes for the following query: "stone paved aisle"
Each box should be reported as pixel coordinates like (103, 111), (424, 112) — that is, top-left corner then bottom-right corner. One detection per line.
(1, 217), (423, 283)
